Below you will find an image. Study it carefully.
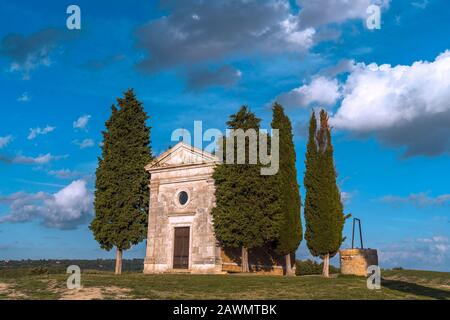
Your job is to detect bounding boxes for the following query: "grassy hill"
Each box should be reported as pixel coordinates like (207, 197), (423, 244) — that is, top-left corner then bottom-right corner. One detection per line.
(0, 262), (448, 300)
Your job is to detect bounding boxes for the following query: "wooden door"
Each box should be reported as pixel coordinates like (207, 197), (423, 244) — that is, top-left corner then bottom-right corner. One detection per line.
(173, 227), (190, 269)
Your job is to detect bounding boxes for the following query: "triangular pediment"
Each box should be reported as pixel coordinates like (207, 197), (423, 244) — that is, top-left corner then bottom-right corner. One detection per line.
(146, 142), (218, 170)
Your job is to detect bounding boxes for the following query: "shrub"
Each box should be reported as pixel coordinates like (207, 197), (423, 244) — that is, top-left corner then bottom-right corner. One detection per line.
(295, 259), (340, 276)
(28, 267), (49, 275)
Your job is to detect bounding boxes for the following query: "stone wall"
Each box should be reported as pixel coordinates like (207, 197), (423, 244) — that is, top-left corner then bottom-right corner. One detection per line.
(339, 248), (378, 276)
(221, 247), (285, 275)
(143, 162), (222, 274)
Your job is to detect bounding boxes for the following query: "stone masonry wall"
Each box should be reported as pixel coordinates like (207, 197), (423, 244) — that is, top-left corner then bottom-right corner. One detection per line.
(339, 248), (378, 276)
(144, 164), (222, 274)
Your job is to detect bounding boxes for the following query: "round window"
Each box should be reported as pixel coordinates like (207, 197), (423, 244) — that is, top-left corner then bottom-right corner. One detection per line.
(178, 191), (189, 205)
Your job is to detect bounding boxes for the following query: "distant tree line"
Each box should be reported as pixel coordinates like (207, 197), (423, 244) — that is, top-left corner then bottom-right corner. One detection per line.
(0, 259), (145, 273)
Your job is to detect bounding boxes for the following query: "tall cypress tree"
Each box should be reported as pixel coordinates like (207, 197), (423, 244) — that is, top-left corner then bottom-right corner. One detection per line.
(212, 106), (281, 272)
(90, 89), (152, 275)
(271, 103), (302, 276)
(304, 109), (345, 278)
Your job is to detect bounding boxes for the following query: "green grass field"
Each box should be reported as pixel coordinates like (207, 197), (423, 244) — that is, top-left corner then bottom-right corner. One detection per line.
(0, 268), (449, 300)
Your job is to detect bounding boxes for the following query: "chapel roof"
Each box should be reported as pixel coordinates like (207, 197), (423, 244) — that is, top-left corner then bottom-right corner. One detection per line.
(145, 141), (219, 171)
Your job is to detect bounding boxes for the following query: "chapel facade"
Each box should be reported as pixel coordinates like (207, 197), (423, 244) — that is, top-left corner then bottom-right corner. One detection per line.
(143, 142), (284, 274)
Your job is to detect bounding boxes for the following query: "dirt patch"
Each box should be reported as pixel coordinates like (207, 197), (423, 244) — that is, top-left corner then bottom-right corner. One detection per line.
(40, 279), (132, 300)
(57, 285), (132, 300)
(0, 282), (28, 299)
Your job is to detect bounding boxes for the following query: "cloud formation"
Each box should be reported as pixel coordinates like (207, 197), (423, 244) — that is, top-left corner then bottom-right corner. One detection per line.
(379, 236), (449, 271)
(0, 153), (66, 165)
(73, 115), (91, 130)
(411, 0), (429, 10)
(331, 51), (450, 157)
(135, 0), (315, 73)
(0, 180), (93, 229)
(0, 135), (12, 149)
(13, 153), (55, 164)
(133, 0), (392, 91)
(340, 191), (355, 204)
(297, 0), (390, 28)
(17, 92), (30, 102)
(186, 65), (242, 90)
(320, 59), (356, 77)
(276, 76), (341, 108)
(73, 139), (95, 149)
(0, 28), (68, 80)
(380, 192), (450, 207)
(27, 125), (55, 140)
(47, 169), (82, 179)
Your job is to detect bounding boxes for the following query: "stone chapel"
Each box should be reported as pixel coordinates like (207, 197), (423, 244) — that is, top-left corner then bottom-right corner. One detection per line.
(143, 142), (284, 274)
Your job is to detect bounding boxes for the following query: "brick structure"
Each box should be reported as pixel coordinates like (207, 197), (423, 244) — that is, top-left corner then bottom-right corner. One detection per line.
(143, 142), (284, 275)
(339, 248), (378, 276)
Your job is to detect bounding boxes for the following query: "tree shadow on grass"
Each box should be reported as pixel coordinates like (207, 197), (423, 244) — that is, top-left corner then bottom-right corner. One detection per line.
(382, 278), (450, 300)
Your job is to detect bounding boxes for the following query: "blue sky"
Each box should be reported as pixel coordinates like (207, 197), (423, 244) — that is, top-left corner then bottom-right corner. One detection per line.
(0, 0), (449, 271)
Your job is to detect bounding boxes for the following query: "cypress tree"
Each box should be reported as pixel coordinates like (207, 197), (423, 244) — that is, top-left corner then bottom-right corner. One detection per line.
(90, 89), (152, 275)
(271, 103), (302, 276)
(304, 109), (345, 278)
(212, 106), (281, 272)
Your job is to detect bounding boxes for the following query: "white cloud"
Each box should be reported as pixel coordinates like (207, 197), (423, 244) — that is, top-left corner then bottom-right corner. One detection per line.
(341, 191), (354, 204)
(47, 169), (82, 179)
(1, 153), (67, 165)
(8, 49), (52, 80)
(0, 135), (13, 149)
(431, 236), (449, 243)
(411, 0), (429, 10)
(378, 236), (450, 270)
(73, 139), (95, 149)
(27, 125), (55, 140)
(380, 192), (450, 207)
(297, 0), (390, 28)
(280, 15), (316, 47)
(277, 76), (341, 108)
(330, 50), (450, 157)
(0, 180), (93, 229)
(14, 153), (54, 164)
(73, 115), (91, 130)
(17, 92), (30, 102)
